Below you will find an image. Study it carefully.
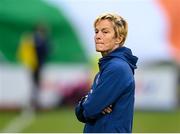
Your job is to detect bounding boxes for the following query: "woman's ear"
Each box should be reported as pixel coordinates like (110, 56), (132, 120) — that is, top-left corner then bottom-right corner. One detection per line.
(115, 36), (123, 44)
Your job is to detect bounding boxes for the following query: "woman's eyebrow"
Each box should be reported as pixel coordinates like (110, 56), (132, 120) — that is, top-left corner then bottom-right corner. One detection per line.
(102, 28), (110, 30)
(95, 27), (110, 31)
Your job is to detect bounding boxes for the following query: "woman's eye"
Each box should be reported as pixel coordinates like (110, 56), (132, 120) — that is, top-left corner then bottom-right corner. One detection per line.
(103, 31), (108, 34)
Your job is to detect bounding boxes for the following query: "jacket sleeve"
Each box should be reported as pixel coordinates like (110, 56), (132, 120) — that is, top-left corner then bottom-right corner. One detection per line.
(75, 96), (96, 123)
(75, 73), (101, 123)
(75, 96), (88, 123)
(82, 62), (133, 120)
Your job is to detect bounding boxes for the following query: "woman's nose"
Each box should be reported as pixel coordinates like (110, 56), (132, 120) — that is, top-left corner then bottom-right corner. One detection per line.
(96, 31), (102, 39)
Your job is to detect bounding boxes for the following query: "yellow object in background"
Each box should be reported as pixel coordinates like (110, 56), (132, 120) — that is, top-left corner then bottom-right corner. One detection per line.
(17, 33), (38, 71)
(89, 53), (101, 80)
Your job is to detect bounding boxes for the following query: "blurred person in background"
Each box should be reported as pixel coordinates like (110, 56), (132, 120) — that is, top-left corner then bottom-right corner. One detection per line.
(17, 23), (50, 110)
(31, 24), (50, 109)
(75, 12), (138, 133)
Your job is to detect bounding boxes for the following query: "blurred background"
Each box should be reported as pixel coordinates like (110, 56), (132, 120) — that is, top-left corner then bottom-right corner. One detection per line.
(0, 0), (180, 132)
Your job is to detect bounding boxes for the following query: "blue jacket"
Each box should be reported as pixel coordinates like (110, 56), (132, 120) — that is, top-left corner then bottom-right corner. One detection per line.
(75, 46), (138, 133)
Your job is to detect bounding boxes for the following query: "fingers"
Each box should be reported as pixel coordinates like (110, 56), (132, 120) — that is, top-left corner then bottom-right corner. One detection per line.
(101, 105), (113, 115)
(104, 107), (112, 113)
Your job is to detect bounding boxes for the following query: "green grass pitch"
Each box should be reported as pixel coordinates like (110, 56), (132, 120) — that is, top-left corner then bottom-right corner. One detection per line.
(0, 107), (180, 133)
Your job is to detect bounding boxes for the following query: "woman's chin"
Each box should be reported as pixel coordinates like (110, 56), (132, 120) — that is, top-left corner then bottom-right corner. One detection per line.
(96, 49), (103, 52)
(96, 48), (104, 52)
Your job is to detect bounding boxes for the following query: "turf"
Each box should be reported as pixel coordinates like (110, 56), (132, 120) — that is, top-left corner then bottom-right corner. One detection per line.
(133, 110), (180, 133)
(0, 111), (21, 131)
(0, 107), (180, 133)
(22, 107), (84, 133)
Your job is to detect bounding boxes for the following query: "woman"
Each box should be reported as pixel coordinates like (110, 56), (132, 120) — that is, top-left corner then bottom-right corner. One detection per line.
(75, 12), (138, 133)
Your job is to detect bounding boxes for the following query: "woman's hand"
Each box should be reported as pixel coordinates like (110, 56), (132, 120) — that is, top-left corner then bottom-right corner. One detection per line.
(101, 105), (113, 115)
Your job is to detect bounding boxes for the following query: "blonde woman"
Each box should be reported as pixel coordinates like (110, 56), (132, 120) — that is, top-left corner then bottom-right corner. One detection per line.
(75, 12), (138, 133)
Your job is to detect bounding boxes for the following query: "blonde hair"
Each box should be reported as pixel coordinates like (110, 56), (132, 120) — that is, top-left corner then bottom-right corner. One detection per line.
(94, 12), (128, 45)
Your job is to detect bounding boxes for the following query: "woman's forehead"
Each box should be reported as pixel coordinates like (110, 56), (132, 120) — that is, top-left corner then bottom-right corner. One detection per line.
(95, 19), (113, 29)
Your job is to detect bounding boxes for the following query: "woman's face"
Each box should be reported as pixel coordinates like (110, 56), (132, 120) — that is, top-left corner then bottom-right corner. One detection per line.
(94, 19), (120, 55)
